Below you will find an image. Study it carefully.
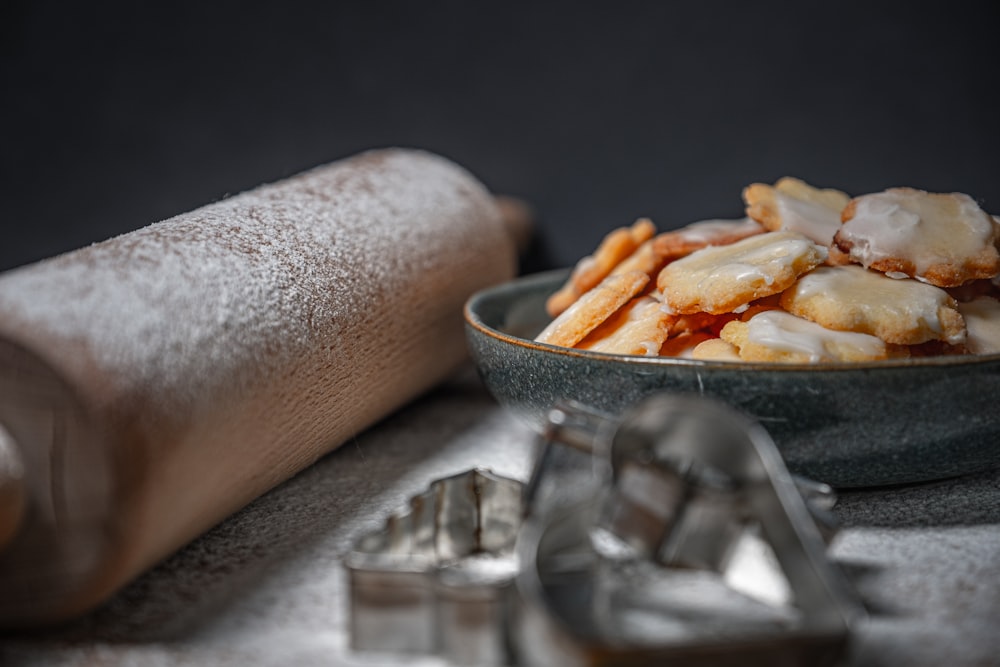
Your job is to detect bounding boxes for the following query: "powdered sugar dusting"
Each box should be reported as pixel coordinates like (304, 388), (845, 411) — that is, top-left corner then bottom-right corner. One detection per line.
(0, 149), (514, 423)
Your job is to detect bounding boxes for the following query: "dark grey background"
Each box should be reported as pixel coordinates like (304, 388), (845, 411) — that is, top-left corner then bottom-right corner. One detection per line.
(2, 1), (998, 273)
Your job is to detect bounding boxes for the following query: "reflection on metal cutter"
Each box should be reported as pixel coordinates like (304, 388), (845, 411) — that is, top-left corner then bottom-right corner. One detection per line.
(345, 394), (863, 666)
(346, 468), (523, 665)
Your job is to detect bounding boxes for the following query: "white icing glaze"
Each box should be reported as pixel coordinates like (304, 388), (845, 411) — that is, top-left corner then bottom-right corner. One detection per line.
(707, 262), (775, 287)
(838, 189), (996, 277)
(659, 231), (828, 315)
(774, 192), (843, 245)
(746, 310), (887, 362)
(689, 232), (827, 290)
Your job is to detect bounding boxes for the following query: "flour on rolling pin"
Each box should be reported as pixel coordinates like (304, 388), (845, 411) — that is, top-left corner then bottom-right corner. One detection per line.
(0, 148), (519, 626)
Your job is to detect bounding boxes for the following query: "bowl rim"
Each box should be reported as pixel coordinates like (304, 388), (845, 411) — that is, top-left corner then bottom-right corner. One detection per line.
(464, 268), (1000, 373)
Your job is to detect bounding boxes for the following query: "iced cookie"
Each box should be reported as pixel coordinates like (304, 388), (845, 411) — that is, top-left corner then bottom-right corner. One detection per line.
(780, 264), (966, 345)
(720, 309), (906, 363)
(652, 217), (765, 261)
(657, 231), (828, 315)
(743, 177), (851, 245)
(834, 188), (1000, 287)
(957, 296), (1000, 355)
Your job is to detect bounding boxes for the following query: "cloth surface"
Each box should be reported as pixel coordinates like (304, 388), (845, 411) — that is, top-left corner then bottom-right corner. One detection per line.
(1, 366), (998, 666)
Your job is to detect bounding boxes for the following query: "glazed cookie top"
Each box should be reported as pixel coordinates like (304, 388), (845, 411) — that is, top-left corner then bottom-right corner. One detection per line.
(958, 296), (1000, 355)
(780, 265), (966, 346)
(834, 188), (1000, 287)
(657, 231), (828, 315)
(720, 310), (902, 363)
(743, 177), (851, 245)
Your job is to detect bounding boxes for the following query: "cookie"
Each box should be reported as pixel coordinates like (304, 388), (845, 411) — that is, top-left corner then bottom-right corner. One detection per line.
(743, 177), (851, 245)
(577, 292), (673, 356)
(535, 180), (998, 360)
(609, 236), (675, 281)
(536, 270), (650, 348)
(658, 330), (716, 358)
(651, 217), (765, 261)
(780, 264), (966, 345)
(669, 311), (727, 336)
(690, 337), (742, 362)
(834, 188), (1000, 287)
(719, 309), (907, 363)
(546, 218), (656, 316)
(957, 296), (1000, 355)
(734, 294), (784, 321)
(657, 231), (828, 315)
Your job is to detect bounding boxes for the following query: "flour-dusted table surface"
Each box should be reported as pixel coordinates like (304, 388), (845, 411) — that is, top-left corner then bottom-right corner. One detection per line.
(2, 366), (999, 666)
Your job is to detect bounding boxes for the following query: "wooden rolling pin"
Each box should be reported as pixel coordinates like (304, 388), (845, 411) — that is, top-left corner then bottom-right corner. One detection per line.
(0, 148), (519, 627)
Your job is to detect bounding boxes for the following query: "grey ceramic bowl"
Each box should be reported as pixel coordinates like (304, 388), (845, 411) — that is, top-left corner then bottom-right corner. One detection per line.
(465, 269), (1000, 488)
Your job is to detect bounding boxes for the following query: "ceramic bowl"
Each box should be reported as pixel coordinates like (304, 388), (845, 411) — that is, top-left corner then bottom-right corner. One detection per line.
(464, 269), (1000, 488)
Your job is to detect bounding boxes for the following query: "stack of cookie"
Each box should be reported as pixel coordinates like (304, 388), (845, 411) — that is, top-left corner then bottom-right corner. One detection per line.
(537, 179), (1000, 363)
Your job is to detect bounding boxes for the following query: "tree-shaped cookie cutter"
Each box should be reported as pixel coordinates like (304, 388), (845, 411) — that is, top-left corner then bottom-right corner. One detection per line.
(346, 394), (863, 666)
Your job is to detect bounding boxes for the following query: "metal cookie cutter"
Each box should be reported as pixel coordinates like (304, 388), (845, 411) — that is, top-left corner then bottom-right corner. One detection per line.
(513, 394), (860, 666)
(346, 468), (524, 665)
(346, 394), (862, 666)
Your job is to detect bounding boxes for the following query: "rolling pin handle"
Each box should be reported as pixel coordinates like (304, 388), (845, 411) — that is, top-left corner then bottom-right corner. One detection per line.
(494, 195), (535, 259)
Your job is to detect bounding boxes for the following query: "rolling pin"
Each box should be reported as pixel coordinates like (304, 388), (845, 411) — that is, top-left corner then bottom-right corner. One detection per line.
(0, 148), (519, 627)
